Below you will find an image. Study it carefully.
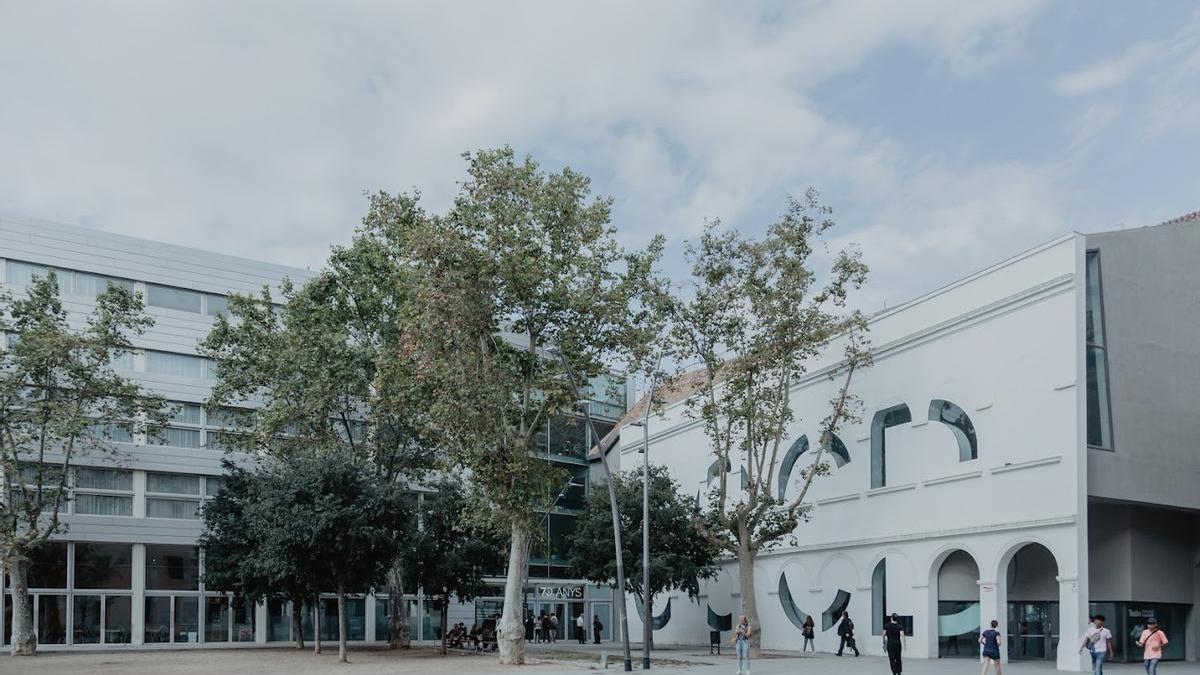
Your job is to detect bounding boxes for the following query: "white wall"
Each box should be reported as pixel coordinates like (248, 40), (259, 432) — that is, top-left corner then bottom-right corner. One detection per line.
(621, 236), (1090, 670)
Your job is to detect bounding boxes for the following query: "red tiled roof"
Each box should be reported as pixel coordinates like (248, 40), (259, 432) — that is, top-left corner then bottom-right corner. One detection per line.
(1154, 209), (1200, 227)
(586, 366), (713, 460)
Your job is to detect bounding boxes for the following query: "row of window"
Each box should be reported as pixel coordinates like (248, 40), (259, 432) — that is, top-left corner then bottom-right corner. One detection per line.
(5, 333), (217, 383)
(0, 539), (423, 646)
(0, 593), (416, 647)
(5, 260), (229, 316)
(11, 468), (221, 520)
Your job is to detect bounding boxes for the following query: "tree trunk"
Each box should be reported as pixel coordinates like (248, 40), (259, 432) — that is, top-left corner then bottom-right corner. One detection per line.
(386, 562), (410, 649)
(440, 597), (449, 656)
(292, 596), (305, 650)
(8, 557), (36, 656)
(498, 520), (530, 665)
(736, 523), (761, 658)
(337, 584), (348, 663)
(313, 597), (322, 655)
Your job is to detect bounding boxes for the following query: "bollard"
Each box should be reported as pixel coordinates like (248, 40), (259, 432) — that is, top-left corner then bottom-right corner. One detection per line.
(600, 649), (609, 669)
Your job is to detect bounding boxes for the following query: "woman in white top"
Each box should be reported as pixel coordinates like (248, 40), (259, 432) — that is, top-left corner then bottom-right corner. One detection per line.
(1078, 614), (1114, 675)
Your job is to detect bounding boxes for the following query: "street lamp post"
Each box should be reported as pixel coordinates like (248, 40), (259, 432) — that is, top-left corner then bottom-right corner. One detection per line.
(576, 398), (634, 672)
(553, 347), (633, 672)
(629, 364), (660, 670)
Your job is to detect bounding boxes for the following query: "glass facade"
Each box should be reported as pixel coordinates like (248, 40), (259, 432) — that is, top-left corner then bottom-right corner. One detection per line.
(1089, 602), (1188, 662)
(527, 377), (625, 582)
(1085, 250), (1114, 449)
(145, 545), (199, 590)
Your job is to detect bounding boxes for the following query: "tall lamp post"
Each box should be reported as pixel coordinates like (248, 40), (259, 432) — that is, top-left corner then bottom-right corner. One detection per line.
(555, 349), (633, 672)
(628, 362), (660, 670)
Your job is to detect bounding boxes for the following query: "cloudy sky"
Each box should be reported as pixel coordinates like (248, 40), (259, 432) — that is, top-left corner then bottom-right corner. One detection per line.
(2, 1), (1199, 310)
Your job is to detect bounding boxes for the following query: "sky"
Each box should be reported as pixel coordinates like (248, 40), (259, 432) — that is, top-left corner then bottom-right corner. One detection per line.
(2, 1), (1199, 311)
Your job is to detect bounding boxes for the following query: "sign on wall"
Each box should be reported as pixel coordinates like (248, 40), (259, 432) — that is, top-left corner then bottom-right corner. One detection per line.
(536, 585), (584, 600)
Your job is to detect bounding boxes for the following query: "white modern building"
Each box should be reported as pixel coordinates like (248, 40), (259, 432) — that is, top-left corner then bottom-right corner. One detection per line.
(607, 213), (1200, 670)
(0, 215), (623, 650)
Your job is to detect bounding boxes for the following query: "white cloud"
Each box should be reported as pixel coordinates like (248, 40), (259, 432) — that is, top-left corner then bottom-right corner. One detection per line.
(0, 0), (1060, 305)
(1055, 14), (1200, 97)
(1054, 43), (1157, 96)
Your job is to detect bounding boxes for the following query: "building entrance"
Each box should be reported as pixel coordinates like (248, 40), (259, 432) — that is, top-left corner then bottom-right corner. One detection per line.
(1005, 543), (1060, 661)
(1007, 601), (1059, 660)
(937, 550), (981, 659)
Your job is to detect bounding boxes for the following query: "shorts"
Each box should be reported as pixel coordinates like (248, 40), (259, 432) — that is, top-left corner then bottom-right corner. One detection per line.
(983, 650), (1000, 660)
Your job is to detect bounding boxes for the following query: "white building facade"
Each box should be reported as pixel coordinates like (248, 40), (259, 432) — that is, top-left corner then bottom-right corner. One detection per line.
(614, 217), (1200, 670)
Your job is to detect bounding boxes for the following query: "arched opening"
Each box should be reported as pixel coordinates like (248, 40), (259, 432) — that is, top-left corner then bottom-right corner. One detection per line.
(936, 550), (979, 658)
(1005, 543), (1060, 661)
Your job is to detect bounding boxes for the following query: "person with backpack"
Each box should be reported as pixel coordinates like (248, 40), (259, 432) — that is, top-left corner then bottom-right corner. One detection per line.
(801, 615), (815, 652)
(836, 611), (859, 656)
(1079, 614), (1114, 674)
(979, 619), (1003, 675)
(881, 613), (906, 674)
(1136, 617), (1169, 674)
(593, 614), (604, 644)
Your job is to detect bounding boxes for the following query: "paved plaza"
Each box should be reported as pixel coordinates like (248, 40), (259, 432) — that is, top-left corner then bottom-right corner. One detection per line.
(1, 644), (1194, 675)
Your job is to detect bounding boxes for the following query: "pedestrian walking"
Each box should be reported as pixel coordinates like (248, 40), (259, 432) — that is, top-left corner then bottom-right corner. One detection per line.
(801, 615), (815, 652)
(836, 611), (859, 657)
(1136, 617), (1169, 675)
(1079, 614), (1114, 675)
(732, 614), (752, 675)
(979, 619), (1003, 675)
(593, 614), (604, 644)
(882, 613), (906, 674)
(550, 613), (559, 643)
(576, 613), (586, 644)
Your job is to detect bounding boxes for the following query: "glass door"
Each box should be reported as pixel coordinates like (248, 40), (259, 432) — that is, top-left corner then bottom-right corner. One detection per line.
(589, 601), (612, 642)
(1007, 601), (1059, 660)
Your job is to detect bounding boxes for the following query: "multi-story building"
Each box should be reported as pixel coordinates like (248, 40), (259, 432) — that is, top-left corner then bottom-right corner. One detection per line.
(607, 213), (1200, 671)
(0, 214), (623, 649)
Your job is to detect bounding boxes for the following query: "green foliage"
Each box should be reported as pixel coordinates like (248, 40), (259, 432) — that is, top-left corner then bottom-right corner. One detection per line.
(200, 453), (414, 604)
(381, 147), (666, 529)
(0, 272), (168, 556)
(400, 477), (504, 603)
(568, 465), (718, 600)
(201, 261), (432, 480)
(670, 189), (871, 554)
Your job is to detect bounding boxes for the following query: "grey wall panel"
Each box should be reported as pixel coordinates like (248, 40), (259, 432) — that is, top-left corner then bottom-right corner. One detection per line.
(0, 216), (311, 296)
(1085, 218), (1200, 510)
(1087, 501), (1132, 601)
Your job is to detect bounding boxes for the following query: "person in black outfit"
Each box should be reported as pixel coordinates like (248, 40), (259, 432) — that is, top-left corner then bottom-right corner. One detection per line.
(836, 611), (860, 656)
(524, 612), (535, 641)
(882, 613), (907, 674)
(592, 614), (604, 644)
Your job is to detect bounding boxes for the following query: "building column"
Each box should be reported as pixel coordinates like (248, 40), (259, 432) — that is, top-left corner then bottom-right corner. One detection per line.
(255, 599), (268, 644)
(977, 578), (1004, 662)
(131, 543), (146, 646)
(917, 581), (939, 659)
(365, 592), (376, 643)
(1057, 575), (1085, 672)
